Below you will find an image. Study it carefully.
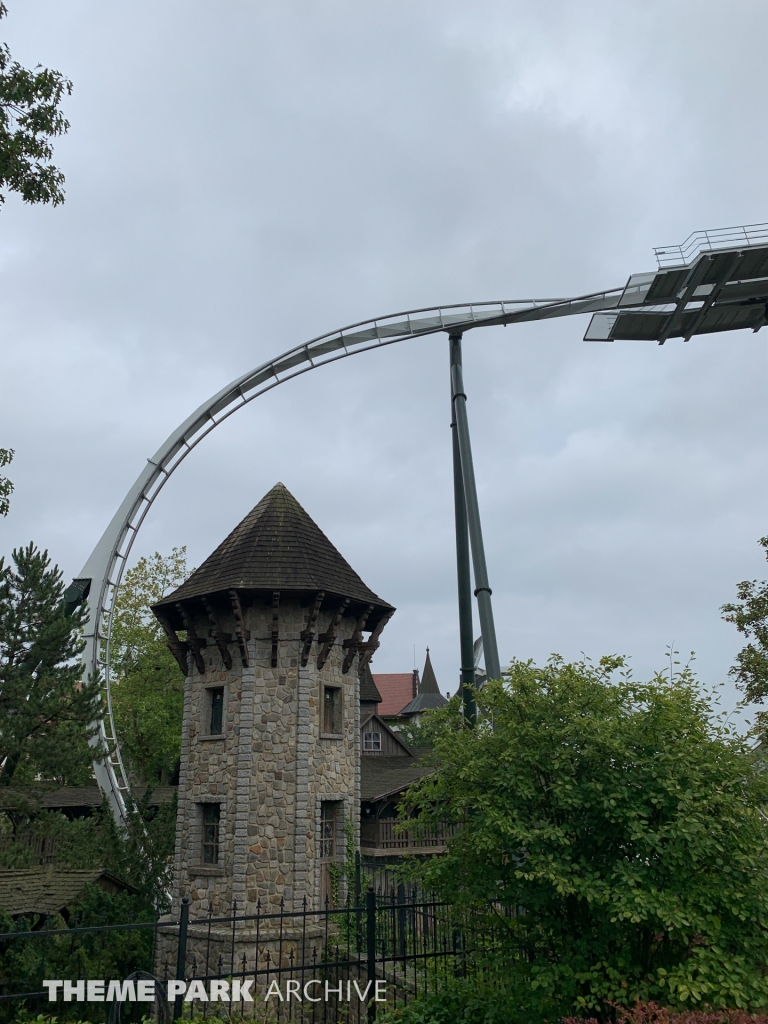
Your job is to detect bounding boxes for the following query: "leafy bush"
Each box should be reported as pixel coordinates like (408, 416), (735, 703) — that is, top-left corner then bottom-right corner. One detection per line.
(0, 886), (156, 1023)
(566, 1002), (768, 1024)
(399, 657), (768, 1017)
(380, 988), (768, 1024)
(376, 976), (539, 1024)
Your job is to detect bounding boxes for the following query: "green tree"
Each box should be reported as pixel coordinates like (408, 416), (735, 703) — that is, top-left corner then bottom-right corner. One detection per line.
(395, 712), (445, 751)
(0, 547), (178, 918)
(110, 549), (189, 785)
(0, 883), (156, 1023)
(0, 543), (100, 788)
(59, 793), (176, 911)
(0, 2), (72, 209)
(721, 536), (768, 732)
(0, 447), (11, 517)
(400, 657), (768, 1018)
(0, 2), (73, 515)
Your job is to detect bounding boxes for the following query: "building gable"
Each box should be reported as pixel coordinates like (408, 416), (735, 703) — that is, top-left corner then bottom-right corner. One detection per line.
(360, 712), (411, 757)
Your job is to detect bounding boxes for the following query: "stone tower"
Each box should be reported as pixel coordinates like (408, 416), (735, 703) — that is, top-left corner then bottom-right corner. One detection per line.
(152, 483), (394, 916)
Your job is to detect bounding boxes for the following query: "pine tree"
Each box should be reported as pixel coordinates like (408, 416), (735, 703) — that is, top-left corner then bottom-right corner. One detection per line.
(0, 543), (100, 787)
(0, 447), (11, 517)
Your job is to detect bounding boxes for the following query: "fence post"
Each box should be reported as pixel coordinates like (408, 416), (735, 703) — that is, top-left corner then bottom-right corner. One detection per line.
(397, 881), (406, 958)
(174, 896), (191, 1022)
(366, 885), (377, 1022)
(355, 851), (363, 951)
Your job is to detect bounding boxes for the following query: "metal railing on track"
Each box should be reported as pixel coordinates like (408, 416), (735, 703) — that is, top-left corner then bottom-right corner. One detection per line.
(654, 221), (768, 268)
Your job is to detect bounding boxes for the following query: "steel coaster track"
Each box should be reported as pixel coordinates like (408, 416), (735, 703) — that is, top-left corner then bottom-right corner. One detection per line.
(78, 285), (629, 822)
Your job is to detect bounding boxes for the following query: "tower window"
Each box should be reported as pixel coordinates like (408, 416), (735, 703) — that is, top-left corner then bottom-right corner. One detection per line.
(320, 801), (339, 860)
(363, 731), (381, 751)
(208, 687), (224, 735)
(202, 804), (221, 864)
(323, 687), (342, 734)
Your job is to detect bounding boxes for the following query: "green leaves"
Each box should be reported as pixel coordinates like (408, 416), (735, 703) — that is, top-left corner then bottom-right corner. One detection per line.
(400, 657), (768, 1015)
(722, 537), (768, 726)
(109, 549), (189, 784)
(0, 3), (72, 209)
(0, 544), (178, 917)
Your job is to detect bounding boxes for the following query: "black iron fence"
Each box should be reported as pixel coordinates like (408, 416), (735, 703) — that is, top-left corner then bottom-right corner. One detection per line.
(0, 914), (159, 1022)
(0, 885), (502, 1023)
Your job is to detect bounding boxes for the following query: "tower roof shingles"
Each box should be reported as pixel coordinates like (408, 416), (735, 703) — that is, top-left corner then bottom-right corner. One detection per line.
(154, 483), (393, 628)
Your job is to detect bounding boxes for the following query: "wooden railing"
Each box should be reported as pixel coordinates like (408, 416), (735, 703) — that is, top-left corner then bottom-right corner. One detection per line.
(361, 818), (454, 851)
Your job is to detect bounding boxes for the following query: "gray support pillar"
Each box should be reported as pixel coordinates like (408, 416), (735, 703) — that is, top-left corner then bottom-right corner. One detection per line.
(231, 641), (256, 912)
(449, 333), (502, 683)
(450, 345), (477, 724)
(171, 667), (194, 901)
(293, 658), (313, 910)
(353, 654), (361, 857)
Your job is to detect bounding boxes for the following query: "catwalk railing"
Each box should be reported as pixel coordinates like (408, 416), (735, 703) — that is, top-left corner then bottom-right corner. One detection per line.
(653, 220), (768, 267)
(0, 884), (503, 1023)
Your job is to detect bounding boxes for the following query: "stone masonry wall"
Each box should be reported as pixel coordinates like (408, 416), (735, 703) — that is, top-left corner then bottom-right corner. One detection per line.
(171, 597), (361, 920)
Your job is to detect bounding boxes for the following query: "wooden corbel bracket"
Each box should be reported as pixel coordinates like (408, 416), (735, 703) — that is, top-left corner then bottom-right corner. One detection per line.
(175, 602), (206, 675)
(270, 591), (280, 669)
(316, 597), (351, 670)
(342, 603), (374, 674)
(358, 610), (394, 673)
(228, 589), (251, 667)
(155, 610), (190, 676)
(202, 597), (233, 670)
(300, 591), (325, 668)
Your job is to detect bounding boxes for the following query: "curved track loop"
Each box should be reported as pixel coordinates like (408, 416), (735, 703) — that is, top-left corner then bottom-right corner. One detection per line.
(79, 287), (625, 821)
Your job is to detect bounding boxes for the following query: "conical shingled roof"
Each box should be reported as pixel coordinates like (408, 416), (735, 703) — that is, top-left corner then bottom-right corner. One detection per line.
(154, 483), (393, 625)
(418, 649), (440, 695)
(359, 665), (383, 705)
(399, 648), (447, 716)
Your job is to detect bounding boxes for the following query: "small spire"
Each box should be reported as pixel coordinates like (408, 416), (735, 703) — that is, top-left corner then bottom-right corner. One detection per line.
(419, 648), (440, 695)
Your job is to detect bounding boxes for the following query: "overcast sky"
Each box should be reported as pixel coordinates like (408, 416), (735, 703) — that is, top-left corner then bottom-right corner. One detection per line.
(1, 0), (768, 718)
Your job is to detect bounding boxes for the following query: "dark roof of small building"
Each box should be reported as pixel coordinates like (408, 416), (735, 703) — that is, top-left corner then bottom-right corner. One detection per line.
(399, 691), (447, 715)
(374, 672), (418, 716)
(0, 786), (176, 812)
(359, 666), (382, 704)
(154, 483), (393, 630)
(360, 754), (434, 803)
(0, 869), (136, 917)
(400, 648), (448, 716)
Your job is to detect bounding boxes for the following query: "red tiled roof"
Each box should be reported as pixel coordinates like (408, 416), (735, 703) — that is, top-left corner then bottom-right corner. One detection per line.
(373, 673), (416, 716)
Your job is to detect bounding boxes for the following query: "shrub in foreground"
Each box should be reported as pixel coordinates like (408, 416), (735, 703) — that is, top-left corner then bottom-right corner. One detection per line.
(400, 657), (768, 1017)
(567, 1002), (768, 1024)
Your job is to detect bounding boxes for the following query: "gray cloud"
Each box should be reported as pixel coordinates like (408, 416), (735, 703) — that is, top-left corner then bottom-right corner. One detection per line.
(1, 0), (768, 716)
